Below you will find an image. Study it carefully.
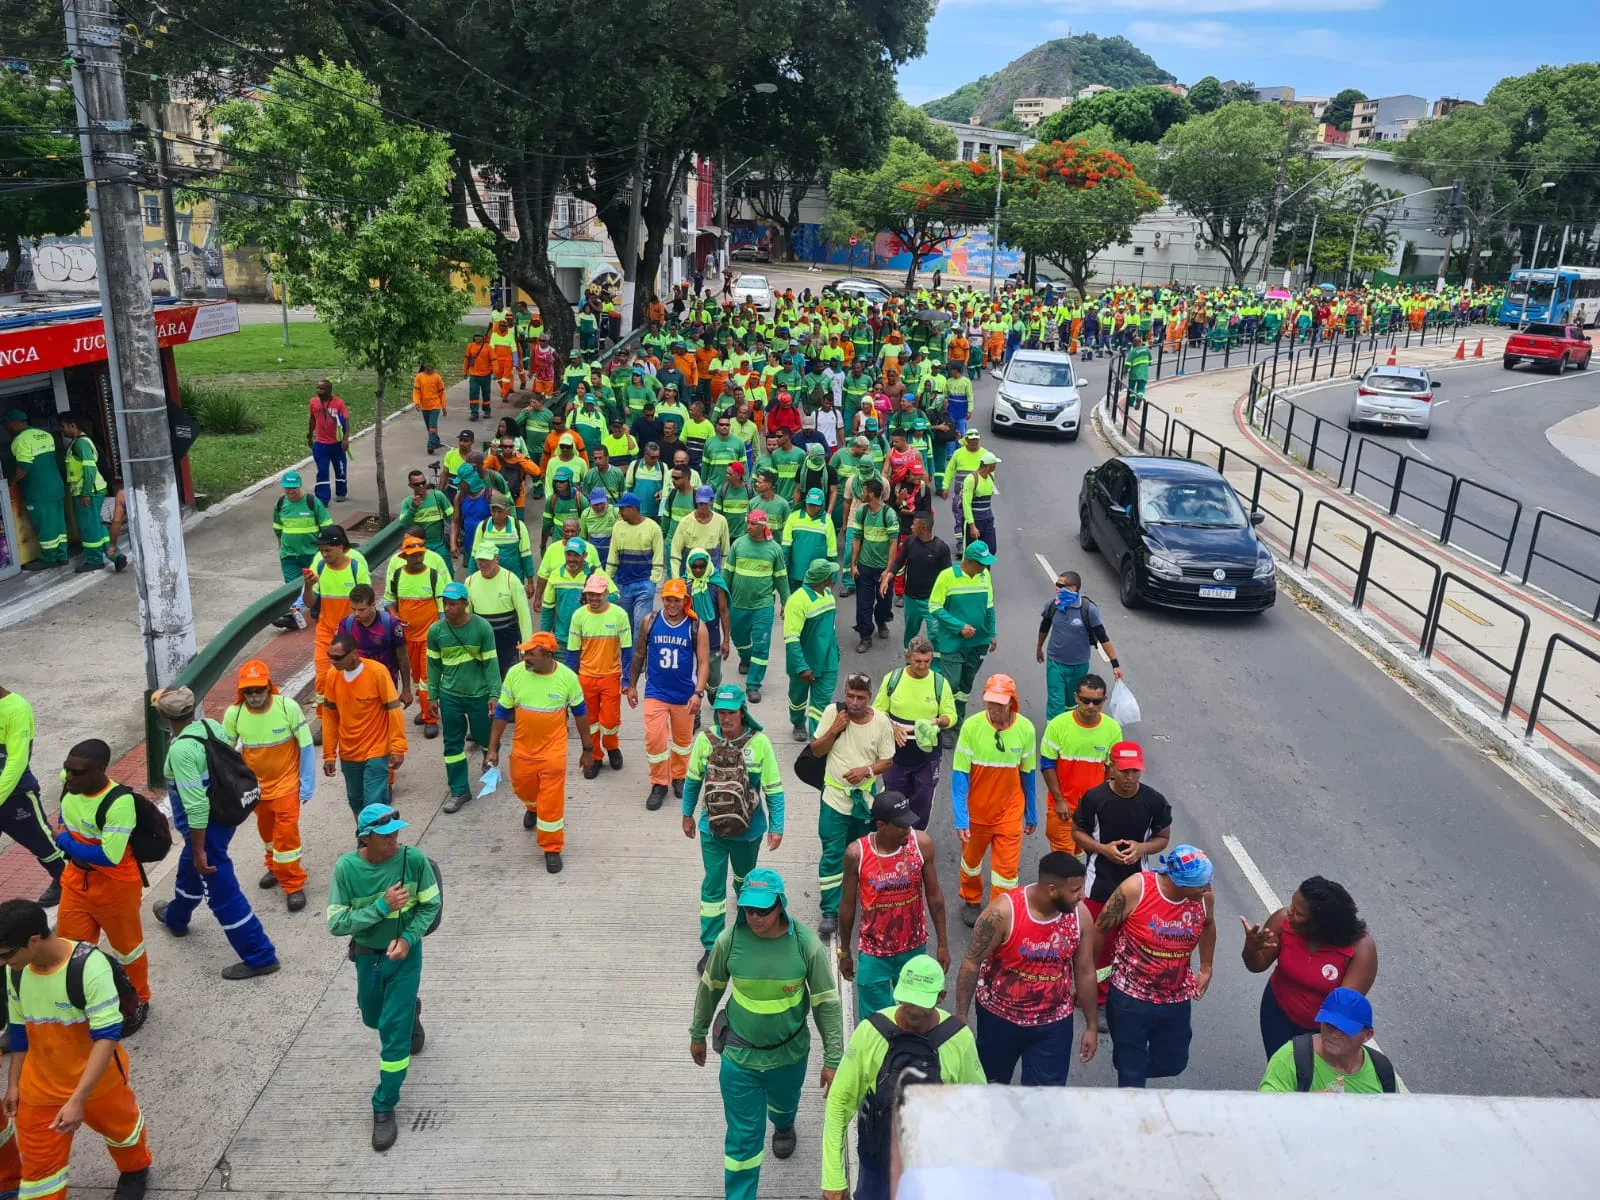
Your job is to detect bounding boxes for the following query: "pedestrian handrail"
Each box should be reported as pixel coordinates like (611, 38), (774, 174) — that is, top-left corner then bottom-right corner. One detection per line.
(141, 514), (410, 790)
(1356, 531), (1442, 651)
(1440, 479), (1522, 575)
(1424, 572), (1531, 720)
(1520, 510), (1600, 622)
(1348, 437), (1405, 513)
(1389, 455), (1458, 541)
(1249, 465), (1306, 560)
(1303, 499), (1372, 594)
(1524, 633), (1600, 743)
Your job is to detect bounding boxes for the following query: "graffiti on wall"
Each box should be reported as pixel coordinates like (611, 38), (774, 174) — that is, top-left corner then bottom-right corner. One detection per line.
(6, 209), (230, 297)
(787, 223), (1024, 278)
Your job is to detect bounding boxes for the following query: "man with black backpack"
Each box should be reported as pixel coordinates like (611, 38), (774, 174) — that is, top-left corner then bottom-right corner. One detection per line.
(327, 804), (441, 1152)
(149, 687), (280, 981)
(1258, 987), (1398, 1094)
(681, 685), (786, 976)
(820, 954), (983, 1200)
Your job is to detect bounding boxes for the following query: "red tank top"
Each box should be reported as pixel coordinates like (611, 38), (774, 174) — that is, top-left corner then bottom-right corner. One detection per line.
(1109, 871), (1206, 1004)
(855, 834), (927, 957)
(1268, 925), (1357, 1028)
(974, 889), (1081, 1027)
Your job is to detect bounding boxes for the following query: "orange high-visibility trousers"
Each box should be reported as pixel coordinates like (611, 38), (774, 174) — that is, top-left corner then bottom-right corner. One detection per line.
(54, 866), (151, 1003)
(17, 1070), (151, 1200)
(984, 333), (1005, 364)
(643, 697), (694, 786)
(957, 820), (1022, 905)
(405, 635), (437, 723)
(1044, 804), (1079, 856)
(510, 753), (566, 852)
(313, 598), (352, 701)
(0, 1119), (20, 1198)
(579, 673), (622, 761)
(253, 789), (307, 894)
(491, 345), (515, 397)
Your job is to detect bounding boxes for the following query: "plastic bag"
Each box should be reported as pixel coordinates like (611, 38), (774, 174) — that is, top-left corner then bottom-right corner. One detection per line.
(1106, 680), (1142, 726)
(475, 764), (501, 799)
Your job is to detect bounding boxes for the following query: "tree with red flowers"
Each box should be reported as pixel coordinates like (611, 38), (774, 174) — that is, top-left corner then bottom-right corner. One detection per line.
(828, 136), (974, 288)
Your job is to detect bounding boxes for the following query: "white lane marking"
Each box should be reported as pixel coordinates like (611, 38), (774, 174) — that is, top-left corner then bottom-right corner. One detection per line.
(1408, 443), (1433, 462)
(1035, 551), (1057, 582)
(1222, 833), (1407, 1090)
(1490, 372), (1590, 394)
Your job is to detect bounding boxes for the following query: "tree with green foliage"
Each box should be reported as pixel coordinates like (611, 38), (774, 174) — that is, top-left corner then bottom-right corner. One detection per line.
(199, 59), (494, 521)
(1395, 104), (1524, 282)
(891, 99), (959, 158)
(1156, 103), (1312, 283)
(1187, 76), (1224, 115)
(1035, 85), (1193, 146)
(1223, 80), (1259, 106)
(829, 136), (966, 288)
(1270, 166), (1401, 279)
(920, 74), (997, 123)
(989, 113), (1026, 134)
(1322, 88), (1366, 131)
(919, 33), (1175, 125)
(0, 71), (88, 292)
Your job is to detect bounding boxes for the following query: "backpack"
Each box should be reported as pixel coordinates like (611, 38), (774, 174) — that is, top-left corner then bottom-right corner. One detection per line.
(94, 784), (173, 873)
(11, 941), (141, 1029)
(702, 731), (759, 839)
(858, 1011), (963, 1161)
(1291, 1033), (1396, 1093)
(189, 723), (261, 827)
(886, 668), (947, 768)
(404, 845), (444, 936)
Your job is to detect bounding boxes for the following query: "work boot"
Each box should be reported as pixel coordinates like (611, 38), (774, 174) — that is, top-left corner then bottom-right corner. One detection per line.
(961, 902), (981, 927)
(73, 559), (101, 574)
(411, 998), (426, 1054)
(817, 915), (838, 939)
(646, 784), (668, 811)
(423, 722), (439, 739)
(747, 686), (762, 704)
(792, 724), (808, 742)
(772, 1127), (797, 1159)
(672, 778), (684, 799)
(286, 890), (307, 913)
(442, 793), (470, 814)
(582, 756), (601, 780)
(372, 1110), (398, 1152)
(608, 748), (624, 771)
(221, 960), (280, 981)
(113, 553), (128, 572)
(36, 880), (61, 908)
(151, 900), (186, 936)
(738, 660), (749, 675)
(523, 810), (536, 831)
(112, 1167), (150, 1200)
(122, 1002), (150, 1038)
(855, 639), (871, 654)
(413, 711), (427, 726)
(545, 851), (563, 874)
(877, 624), (890, 640)
(271, 613), (298, 632)
(259, 870), (279, 890)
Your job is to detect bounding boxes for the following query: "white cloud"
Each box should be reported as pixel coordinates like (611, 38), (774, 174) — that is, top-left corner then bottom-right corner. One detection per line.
(941, 0), (1382, 10)
(1127, 19), (1234, 49)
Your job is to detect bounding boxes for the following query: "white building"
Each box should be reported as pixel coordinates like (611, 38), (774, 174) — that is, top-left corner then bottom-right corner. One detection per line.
(1351, 95), (1428, 145)
(1012, 97), (1069, 130)
(931, 119), (1036, 163)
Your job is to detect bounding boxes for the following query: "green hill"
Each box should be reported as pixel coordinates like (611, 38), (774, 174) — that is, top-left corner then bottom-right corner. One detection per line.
(920, 34), (1176, 125)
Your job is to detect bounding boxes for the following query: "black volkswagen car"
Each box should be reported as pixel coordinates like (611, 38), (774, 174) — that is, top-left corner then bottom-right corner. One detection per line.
(1077, 457), (1276, 612)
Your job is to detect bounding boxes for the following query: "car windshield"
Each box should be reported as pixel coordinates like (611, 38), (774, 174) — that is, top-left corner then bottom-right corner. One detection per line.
(1138, 478), (1247, 528)
(1508, 279), (1555, 306)
(738, 276), (769, 289)
(1523, 323), (1566, 338)
(1007, 360), (1075, 387)
(1364, 371), (1429, 393)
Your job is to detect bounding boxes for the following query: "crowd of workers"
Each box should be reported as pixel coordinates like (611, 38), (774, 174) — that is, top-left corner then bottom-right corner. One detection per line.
(0, 270), (1420, 1199)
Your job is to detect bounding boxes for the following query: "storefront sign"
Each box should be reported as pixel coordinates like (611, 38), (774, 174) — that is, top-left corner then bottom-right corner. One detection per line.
(0, 301), (241, 382)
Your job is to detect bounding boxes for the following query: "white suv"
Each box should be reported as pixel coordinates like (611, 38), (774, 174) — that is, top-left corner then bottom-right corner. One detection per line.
(991, 350), (1086, 440)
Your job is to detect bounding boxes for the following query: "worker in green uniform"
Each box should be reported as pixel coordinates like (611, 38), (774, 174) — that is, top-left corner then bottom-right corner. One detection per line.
(724, 509), (789, 706)
(781, 488), (837, 591)
(271, 470), (332, 629)
(427, 582), (502, 813)
(689, 867), (843, 1200)
(399, 470), (454, 577)
(327, 803), (440, 1153)
(749, 469), (792, 542)
(714, 461), (753, 543)
(59, 416), (109, 573)
(1124, 336), (1153, 410)
(4, 410), (67, 569)
(784, 559), (841, 741)
(682, 684), (786, 972)
(927, 541), (997, 735)
(469, 493), (535, 580)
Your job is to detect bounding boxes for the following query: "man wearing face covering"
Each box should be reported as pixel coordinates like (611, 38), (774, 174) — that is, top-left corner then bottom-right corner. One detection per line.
(1035, 570), (1123, 721)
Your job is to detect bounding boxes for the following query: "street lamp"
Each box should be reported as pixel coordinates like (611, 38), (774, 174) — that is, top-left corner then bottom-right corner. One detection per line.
(1460, 180), (1555, 292)
(716, 84), (778, 272)
(1345, 185), (1450, 288)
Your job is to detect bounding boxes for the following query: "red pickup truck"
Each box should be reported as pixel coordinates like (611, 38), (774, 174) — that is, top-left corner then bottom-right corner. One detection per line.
(1503, 322), (1593, 372)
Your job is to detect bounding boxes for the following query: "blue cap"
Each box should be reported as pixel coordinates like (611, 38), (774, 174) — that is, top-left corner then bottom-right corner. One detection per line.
(356, 804), (407, 836)
(1315, 987), (1374, 1036)
(1154, 844), (1213, 888)
(564, 537), (586, 555)
(441, 582), (469, 601)
(805, 487), (826, 506)
(589, 487), (609, 504)
(618, 492), (641, 509)
(280, 471), (302, 488)
(738, 867), (786, 911)
(695, 485), (715, 504)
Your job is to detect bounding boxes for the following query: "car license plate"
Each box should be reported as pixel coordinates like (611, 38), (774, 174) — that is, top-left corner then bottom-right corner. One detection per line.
(1024, 413), (1048, 422)
(1380, 414), (1403, 423)
(1198, 585), (1236, 600)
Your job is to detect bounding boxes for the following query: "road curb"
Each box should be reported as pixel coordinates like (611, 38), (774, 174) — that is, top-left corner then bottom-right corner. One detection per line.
(1092, 397), (1600, 840)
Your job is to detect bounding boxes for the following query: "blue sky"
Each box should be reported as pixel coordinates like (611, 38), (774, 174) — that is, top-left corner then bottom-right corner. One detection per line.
(898, 1), (1598, 109)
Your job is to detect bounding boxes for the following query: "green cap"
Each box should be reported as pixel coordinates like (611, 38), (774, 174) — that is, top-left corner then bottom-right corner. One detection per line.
(712, 684), (746, 711)
(280, 471), (303, 488)
(893, 954), (946, 1009)
(1, 409), (27, 424)
(964, 540), (995, 565)
(738, 867), (786, 911)
(805, 487), (826, 506)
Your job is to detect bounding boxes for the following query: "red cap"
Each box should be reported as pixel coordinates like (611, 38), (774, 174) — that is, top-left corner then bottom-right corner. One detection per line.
(1109, 741), (1145, 770)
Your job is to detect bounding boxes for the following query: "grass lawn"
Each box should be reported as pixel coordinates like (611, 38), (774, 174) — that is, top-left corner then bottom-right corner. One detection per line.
(175, 321), (478, 500)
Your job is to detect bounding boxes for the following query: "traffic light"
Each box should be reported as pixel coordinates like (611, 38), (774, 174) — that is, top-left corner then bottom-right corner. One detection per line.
(1449, 178), (1464, 215)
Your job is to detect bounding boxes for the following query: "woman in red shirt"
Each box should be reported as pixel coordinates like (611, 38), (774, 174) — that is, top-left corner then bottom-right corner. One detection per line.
(1242, 875), (1378, 1057)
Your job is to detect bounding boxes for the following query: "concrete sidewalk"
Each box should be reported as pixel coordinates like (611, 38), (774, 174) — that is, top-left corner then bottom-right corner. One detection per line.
(1096, 335), (1600, 827)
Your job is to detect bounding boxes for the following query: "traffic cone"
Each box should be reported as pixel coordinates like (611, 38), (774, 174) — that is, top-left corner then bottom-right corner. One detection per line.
(1453, 339), (1466, 359)
(1386, 346), (1397, 366)
(1473, 338), (1484, 358)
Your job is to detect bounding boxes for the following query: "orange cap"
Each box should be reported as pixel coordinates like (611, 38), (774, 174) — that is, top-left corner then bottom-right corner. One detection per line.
(401, 535), (427, 554)
(981, 673), (1019, 711)
(237, 659), (273, 689)
(662, 578), (688, 599)
(517, 631), (560, 652)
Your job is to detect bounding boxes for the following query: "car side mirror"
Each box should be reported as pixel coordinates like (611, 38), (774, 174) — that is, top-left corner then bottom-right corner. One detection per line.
(1250, 510), (1266, 526)
(1431, 380), (1442, 390)
(1076, 376), (1089, 388)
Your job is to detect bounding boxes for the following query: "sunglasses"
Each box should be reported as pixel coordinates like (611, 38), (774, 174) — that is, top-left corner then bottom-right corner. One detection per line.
(1077, 695), (1105, 706)
(740, 906), (777, 920)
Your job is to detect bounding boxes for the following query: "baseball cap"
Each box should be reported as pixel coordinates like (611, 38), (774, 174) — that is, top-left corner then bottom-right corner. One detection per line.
(582, 572), (611, 594)
(236, 660), (272, 689)
(356, 804), (408, 836)
(401, 535), (427, 554)
(458, 430), (475, 441)
(964, 429), (981, 442)
(518, 631), (559, 652)
(316, 527), (348, 546)
(588, 487), (609, 505)
(0, 409), (26, 424)
(280, 471), (302, 489)
(980, 674), (1017, 706)
(1154, 844), (1214, 888)
(979, 450), (1001, 466)
(712, 684), (747, 711)
(564, 537), (587, 555)
(618, 492), (641, 510)
(694, 485), (715, 504)
(871, 790), (916, 828)
(805, 487), (826, 506)
(737, 867), (786, 911)
(662, 578), (688, 599)
(474, 543), (499, 560)
(441, 582), (469, 601)
(150, 686), (196, 718)
(963, 540), (995, 565)
(489, 492), (510, 510)
(1315, 987), (1374, 1036)
(1109, 740), (1145, 771)
(892, 954), (946, 1009)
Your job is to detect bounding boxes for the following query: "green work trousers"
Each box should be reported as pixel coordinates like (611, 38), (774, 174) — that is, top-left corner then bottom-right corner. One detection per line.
(341, 756), (392, 815)
(25, 491), (67, 564)
(441, 691), (491, 800)
(902, 597), (931, 649)
(935, 646), (986, 722)
(74, 492), (108, 566)
(729, 605), (775, 691)
(1045, 660), (1090, 722)
(817, 804), (874, 917)
(787, 666), (837, 736)
(719, 1055), (808, 1200)
(855, 943), (926, 1020)
(355, 942), (422, 1112)
(699, 835), (761, 950)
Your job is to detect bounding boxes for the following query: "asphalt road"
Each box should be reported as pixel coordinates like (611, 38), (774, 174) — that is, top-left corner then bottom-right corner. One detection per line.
(1286, 360), (1600, 612)
(826, 354), (1600, 1097)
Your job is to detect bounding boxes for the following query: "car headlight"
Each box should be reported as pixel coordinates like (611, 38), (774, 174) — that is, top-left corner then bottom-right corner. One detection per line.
(1253, 549), (1276, 579)
(1147, 552), (1182, 580)
(995, 390), (1017, 409)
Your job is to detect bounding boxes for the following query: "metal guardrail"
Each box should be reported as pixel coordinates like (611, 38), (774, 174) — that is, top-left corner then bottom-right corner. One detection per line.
(1426, 572), (1530, 720)
(1303, 498), (1373, 596)
(1356, 530), (1442, 650)
(1521, 510), (1600, 622)
(1441, 479), (1522, 575)
(1524, 634), (1600, 743)
(141, 514), (409, 790)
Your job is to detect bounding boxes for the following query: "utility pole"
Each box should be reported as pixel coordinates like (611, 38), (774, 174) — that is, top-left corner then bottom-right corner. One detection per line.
(986, 145), (1005, 297)
(620, 121), (648, 337)
(1258, 118), (1294, 285)
(64, 0), (196, 689)
(1435, 177), (1464, 293)
(1301, 212), (1319, 287)
(146, 82), (187, 298)
(1528, 223), (1542, 270)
